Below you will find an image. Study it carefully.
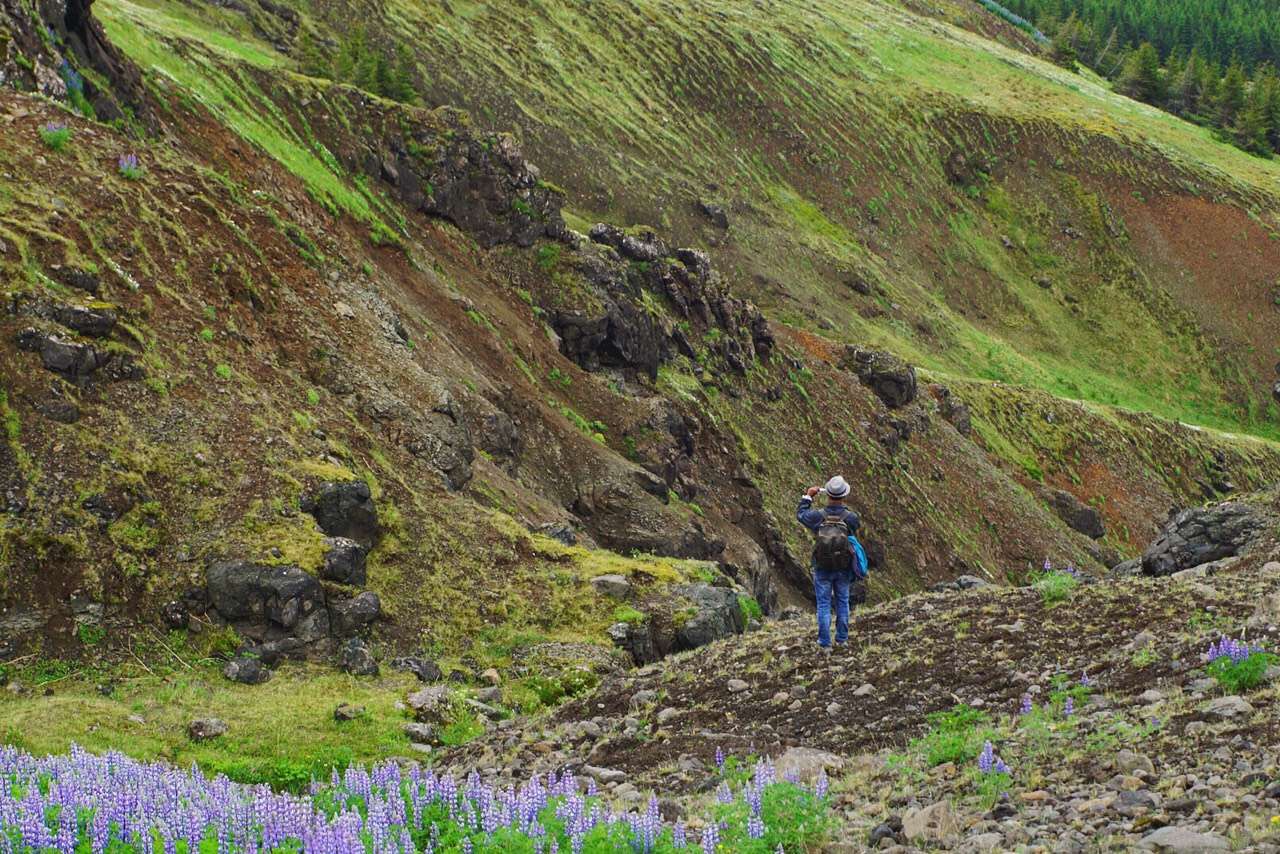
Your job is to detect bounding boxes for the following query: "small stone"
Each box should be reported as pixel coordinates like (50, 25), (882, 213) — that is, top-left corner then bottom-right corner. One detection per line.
(854, 683), (875, 697)
(1138, 689), (1163, 705)
(187, 718), (228, 741)
(480, 668), (501, 686)
(775, 747), (845, 783)
(583, 765), (627, 785)
(339, 638), (379, 676)
(1139, 826), (1230, 851)
(1201, 696), (1253, 720)
(223, 656), (271, 685)
(826, 702), (843, 716)
(334, 301), (356, 319)
(1116, 749), (1155, 775)
(727, 679), (749, 693)
(334, 703), (364, 721)
(771, 691), (789, 704)
(404, 723), (435, 744)
(590, 574), (631, 599)
(1128, 630), (1156, 651)
(902, 800), (956, 842)
(656, 707), (680, 725)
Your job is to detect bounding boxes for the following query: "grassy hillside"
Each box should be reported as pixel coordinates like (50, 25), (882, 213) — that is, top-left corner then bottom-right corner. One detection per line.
(227, 0), (1279, 439)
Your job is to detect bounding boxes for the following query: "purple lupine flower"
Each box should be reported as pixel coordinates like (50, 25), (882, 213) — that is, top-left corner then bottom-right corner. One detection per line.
(701, 821), (720, 854)
(1079, 673), (1094, 688)
(747, 813), (765, 839)
(1063, 697), (1074, 717)
(1043, 558), (1052, 572)
(714, 746), (725, 770)
(1207, 636), (1263, 665)
(1020, 694), (1033, 715)
(118, 153), (141, 176)
(815, 771), (829, 799)
(978, 741), (995, 774)
(716, 782), (733, 804)
(673, 821), (686, 847)
(994, 758), (1010, 775)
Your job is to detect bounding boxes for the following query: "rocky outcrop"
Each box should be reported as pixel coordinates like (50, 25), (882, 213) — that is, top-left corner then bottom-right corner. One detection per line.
(327, 96), (565, 248)
(840, 347), (917, 408)
(550, 228), (773, 379)
(928, 384), (971, 436)
(329, 591), (382, 637)
(300, 480), (380, 548)
(0, 0), (151, 124)
(672, 583), (745, 651)
(15, 328), (140, 384)
(607, 582), (747, 665)
(205, 560), (330, 644)
(1141, 501), (1266, 576)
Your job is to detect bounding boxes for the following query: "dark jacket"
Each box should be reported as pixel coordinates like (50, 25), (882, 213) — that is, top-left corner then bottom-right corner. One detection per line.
(796, 495), (861, 535)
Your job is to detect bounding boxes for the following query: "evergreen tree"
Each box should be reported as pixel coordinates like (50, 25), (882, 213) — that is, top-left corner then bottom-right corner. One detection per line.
(1171, 48), (1203, 115)
(1217, 59), (1248, 126)
(1119, 42), (1165, 105)
(391, 45), (417, 103)
(1233, 82), (1272, 154)
(1050, 11), (1080, 68)
(296, 30), (331, 79)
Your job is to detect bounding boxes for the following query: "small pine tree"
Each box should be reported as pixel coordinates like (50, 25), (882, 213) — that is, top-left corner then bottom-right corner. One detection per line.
(390, 44), (417, 103)
(296, 30), (331, 79)
(1217, 59), (1248, 127)
(1171, 48), (1202, 116)
(1233, 85), (1272, 155)
(1049, 12), (1079, 69)
(1119, 42), (1165, 105)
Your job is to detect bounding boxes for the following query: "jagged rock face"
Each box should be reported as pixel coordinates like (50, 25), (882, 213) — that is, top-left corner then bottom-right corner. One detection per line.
(550, 228), (772, 380)
(349, 102), (565, 248)
(1141, 502), (1266, 576)
(205, 560), (331, 644)
(300, 481), (381, 548)
(2, 0), (149, 123)
(841, 346), (918, 409)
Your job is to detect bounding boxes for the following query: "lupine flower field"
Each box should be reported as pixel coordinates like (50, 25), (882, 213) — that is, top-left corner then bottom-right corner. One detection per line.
(0, 746), (830, 852)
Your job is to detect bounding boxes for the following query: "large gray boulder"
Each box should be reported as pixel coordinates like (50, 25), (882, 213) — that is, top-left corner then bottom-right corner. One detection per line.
(338, 637), (379, 676)
(1141, 502), (1265, 576)
(329, 592), (382, 637)
(300, 480), (380, 548)
(205, 560), (330, 643)
(674, 583), (745, 652)
(320, 537), (367, 586)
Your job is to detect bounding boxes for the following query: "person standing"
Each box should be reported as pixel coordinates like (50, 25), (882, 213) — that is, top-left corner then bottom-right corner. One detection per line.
(796, 476), (866, 649)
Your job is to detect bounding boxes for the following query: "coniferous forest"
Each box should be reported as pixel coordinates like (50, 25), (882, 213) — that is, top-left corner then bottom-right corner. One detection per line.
(1001, 0), (1280, 156)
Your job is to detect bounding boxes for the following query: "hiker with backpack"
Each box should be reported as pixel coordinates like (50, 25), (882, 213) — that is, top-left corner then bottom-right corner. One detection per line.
(797, 476), (869, 649)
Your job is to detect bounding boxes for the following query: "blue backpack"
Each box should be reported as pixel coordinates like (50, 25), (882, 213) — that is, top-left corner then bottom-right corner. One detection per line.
(848, 535), (869, 579)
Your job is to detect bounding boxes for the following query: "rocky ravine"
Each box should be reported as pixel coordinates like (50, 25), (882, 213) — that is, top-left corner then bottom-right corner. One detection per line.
(435, 489), (1280, 851)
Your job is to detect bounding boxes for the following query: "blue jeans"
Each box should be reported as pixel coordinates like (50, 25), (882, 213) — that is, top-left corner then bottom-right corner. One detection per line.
(814, 568), (851, 647)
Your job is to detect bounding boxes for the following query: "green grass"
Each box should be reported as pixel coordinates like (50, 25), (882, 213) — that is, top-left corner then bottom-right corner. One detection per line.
(1030, 569), (1079, 606)
(1207, 651), (1275, 694)
(38, 125), (72, 151)
(913, 704), (996, 767)
(0, 662), (420, 792)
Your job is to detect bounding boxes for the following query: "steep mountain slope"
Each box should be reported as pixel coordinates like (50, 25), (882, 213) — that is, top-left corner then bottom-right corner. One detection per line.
(263, 0), (1280, 436)
(2, 0), (1280, 669)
